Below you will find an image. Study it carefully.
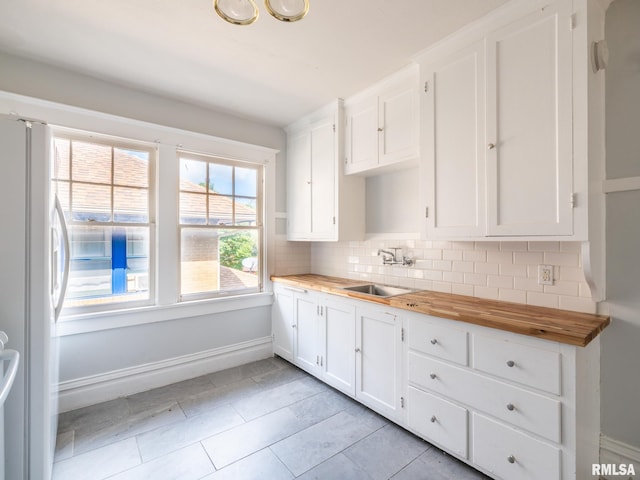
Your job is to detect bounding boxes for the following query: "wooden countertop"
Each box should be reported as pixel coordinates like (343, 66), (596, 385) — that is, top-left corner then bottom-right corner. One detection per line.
(271, 274), (610, 347)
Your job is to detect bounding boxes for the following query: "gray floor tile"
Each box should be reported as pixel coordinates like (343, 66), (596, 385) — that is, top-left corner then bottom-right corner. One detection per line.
(52, 437), (140, 480)
(106, 443), (215, 480)
(125, 375), (216, 414)
(200, 448), (294, 480)
(57, 397), (130, 434)
(344, 423), (430, 480)
(136, 403), (245, 461)
(72, 401), (186, 455)
(296, 453), (373, 480)
(232, 376), (328, 421)
(392, 448), (490, 480)
(179, 378), (264, 418)
(202, 389), (353, 468)
(251, 361), (309, 388)
(270, 408), (387, 476)
(54, 430), (74, 462)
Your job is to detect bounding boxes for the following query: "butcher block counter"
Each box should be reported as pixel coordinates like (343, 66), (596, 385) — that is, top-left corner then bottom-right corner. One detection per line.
(271, 274), (609, 347)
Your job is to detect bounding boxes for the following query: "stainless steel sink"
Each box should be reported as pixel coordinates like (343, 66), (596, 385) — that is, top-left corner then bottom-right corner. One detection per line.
(341, 284), (415, 298)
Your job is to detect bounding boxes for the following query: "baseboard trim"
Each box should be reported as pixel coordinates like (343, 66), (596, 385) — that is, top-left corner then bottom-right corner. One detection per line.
(600, 435), (640, 478)
(57, 336), (273, 412)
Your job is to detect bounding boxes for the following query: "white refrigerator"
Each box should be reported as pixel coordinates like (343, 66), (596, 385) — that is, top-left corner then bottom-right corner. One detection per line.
(0, 115), (68, 480)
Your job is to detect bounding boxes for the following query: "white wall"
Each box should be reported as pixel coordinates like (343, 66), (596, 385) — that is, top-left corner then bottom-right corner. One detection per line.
(0, 53), (294, 409)
(601, 0), (640, 456)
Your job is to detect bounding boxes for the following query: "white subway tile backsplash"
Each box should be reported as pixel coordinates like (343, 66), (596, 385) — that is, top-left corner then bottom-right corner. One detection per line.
(273, 237), (594, 314)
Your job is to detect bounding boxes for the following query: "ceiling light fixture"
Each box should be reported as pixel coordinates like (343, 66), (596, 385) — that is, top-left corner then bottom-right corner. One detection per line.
(214, 0), (309, 26)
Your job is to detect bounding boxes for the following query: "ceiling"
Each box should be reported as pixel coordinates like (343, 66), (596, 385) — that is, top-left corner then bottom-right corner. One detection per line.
(0, 0), (508, 127)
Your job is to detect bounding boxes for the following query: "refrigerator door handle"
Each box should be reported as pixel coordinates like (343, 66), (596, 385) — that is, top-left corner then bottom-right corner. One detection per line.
(0, 349), (20, 406)
(54, 196), (70, 321)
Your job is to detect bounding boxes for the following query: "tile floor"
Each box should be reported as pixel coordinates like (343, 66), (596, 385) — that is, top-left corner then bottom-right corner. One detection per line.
(53, 357), (489, 480)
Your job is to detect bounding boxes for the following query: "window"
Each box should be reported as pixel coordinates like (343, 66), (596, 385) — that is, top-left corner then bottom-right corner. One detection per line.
(179, 152), (263, 300)
(52, 133), (155, 311)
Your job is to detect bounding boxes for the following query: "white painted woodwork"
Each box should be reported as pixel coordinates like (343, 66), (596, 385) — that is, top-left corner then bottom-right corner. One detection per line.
(292, 291), (320, 375)
(485, 1), (573, 236)
(422, 41), (485, 237)
(345, 65), (419, 175)
(355, 307), (403, 421)
(407, 313), (469, 365)
(472, 334), (561, 395)
(472, 413), (561, 480)
(417, 0), (577, 239)
(271, 284), (295, 361)
(407, 386), (468, 459)
(286, 100), (365, 241)
(321, 299), (356, 396)
(408, 353), (561, 442)
(286, 129), (312, 239)
(272, 275), (601, 479)
(345, 97), (378, 173)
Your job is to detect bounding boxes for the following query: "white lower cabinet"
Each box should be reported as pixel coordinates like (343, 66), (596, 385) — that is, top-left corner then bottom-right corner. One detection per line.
(472, 413), (561, 480)
(406, 386), (468, 458)
(355, 306), (403, 421)
(272, 288), (600, 480)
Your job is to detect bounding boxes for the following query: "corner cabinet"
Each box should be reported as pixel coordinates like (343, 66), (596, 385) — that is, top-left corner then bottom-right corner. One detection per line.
(419, 0), (580, 239)
(344, 64), (420, 176)
(285, 100), (365, 241)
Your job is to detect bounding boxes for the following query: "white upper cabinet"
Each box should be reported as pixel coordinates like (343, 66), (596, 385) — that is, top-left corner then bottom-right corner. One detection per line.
(422, 41), (486, 238)
(286, 100), (364, 241)
(419, 0), (578, 239)
(345, 64), (420, 176)
(485, 1), (573, 236)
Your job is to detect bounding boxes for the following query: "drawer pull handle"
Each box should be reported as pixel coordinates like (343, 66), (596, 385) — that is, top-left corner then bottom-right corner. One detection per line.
(507, 455), (516, 464)
(430, 339), (438, 345)
(506, 403), (515, 411)
(430, 415), (437, 423)
(430, 373), (437, 380)
(506, 360), (516, 368)
(355, 348), (361, 353)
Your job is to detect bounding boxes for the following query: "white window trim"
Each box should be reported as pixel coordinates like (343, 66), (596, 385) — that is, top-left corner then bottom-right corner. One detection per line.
(0, 90), (279, 336)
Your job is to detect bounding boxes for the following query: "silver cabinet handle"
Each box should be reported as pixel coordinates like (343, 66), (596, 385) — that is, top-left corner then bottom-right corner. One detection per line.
(430, 373), (437, 380)
(507, 403), (515, 411)
(507, 360), (515, 367)
(430, 339), (438, 345)
(355, 348), (361, 353)
(430, 415), (437, 423)
(488, 143), (496, 150)
(507, 455), (516, 464)
(377, 127), (384, 132)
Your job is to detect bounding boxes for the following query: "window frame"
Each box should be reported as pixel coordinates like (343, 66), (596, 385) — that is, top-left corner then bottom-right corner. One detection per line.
(52, 129), (157, 315)
(177, 150), (265, 302)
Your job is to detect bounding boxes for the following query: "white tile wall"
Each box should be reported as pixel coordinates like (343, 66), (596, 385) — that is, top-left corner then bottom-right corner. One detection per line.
(308, 239), (597, 314)
(272, 235), (311, 276)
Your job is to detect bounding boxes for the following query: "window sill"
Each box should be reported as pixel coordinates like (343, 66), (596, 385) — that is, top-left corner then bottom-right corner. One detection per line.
(56, 292), (274, 336)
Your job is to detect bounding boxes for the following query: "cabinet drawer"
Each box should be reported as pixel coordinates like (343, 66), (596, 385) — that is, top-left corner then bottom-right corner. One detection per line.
(407, 386), (468, 459)
(408, 353), (561, 442)
(472, 413), (560, 480)
(473, 335), (561, 395)
(408, 315), (468, 365)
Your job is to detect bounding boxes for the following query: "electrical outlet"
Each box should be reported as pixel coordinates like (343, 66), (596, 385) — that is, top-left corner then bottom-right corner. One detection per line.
(538, 265), (554, 285)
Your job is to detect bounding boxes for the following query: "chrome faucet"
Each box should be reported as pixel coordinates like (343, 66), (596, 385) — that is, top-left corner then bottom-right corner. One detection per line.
(378, 248), (414, 266)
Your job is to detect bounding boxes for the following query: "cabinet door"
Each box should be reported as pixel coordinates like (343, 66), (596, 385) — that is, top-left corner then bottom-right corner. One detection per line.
(293, 292), (320, 375)
(355, 308), (403, 421)
(286, 130), (311, 239)
(344, 97), (378, 175)
(310, 117), (336, 239)
(272, 285), (295, 361)
(423, 42), (485, 238)
(321, 299), (356, 396)
(485, 1), (573, 236)
(379, 75), (419, 167)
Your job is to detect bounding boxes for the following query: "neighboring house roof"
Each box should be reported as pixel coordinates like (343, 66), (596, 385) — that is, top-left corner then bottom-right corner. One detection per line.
(220, 266), (258, 290)
(53, 138), (256, 225)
